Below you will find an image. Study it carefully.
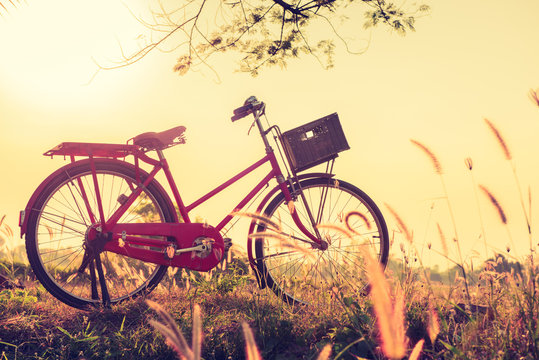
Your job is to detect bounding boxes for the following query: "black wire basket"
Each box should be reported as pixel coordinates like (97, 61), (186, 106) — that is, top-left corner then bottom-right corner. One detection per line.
(280, 113), (350, 173)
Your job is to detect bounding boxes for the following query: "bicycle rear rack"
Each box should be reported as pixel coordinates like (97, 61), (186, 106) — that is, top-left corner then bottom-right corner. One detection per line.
(44, 142), (141, 159)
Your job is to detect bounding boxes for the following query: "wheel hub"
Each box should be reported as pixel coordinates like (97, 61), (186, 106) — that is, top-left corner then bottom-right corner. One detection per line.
(84, 224), (100, 242)
(314, 239), (329, 250)
(84, 224), (111, 254)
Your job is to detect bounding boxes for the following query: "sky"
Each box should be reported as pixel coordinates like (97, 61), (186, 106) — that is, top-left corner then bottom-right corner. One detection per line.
(1, 0), (539, 269)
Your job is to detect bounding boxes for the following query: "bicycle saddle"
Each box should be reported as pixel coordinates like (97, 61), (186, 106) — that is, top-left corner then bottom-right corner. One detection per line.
(132, 125), (186, 151)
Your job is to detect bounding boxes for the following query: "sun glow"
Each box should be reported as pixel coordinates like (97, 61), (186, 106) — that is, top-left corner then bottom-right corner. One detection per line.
(0, 0), (147, 106)
(1, 0), (539, 272)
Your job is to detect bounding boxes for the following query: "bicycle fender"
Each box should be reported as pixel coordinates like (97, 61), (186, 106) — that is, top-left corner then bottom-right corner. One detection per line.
(247, 172), (334, 289)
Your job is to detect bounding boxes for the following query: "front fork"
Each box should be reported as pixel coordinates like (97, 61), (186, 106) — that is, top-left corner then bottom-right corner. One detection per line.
(286, 159), (335, 249)
(285, 177), (328, 250)
(269, 154), (325, 248)
(249, 174), (333, 289)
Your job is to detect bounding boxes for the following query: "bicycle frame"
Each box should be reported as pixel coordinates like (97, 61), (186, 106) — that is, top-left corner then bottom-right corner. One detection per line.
(20, 114), (323, 273)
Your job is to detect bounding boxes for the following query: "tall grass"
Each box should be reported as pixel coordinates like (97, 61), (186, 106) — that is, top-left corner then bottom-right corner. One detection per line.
(399, 97), (539, 359)
(410, 139), (472, 304)
(2, 90), (539, 359)
(465, 157), (489, 258)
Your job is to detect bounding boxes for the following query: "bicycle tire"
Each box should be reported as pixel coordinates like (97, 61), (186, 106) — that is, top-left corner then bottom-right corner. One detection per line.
(254, 177), (389, 307)
(25, 159), (176, 309)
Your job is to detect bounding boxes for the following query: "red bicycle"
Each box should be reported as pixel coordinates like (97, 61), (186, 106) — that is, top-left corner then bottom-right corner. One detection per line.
(19, 97), (389, 309)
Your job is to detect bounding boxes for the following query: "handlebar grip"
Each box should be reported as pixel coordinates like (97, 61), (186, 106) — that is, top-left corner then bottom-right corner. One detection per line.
(231, 113), (247, 122)
(233, 104), (253, 116)
(230, 99), (264, 122)
(231, 103), (254, 122)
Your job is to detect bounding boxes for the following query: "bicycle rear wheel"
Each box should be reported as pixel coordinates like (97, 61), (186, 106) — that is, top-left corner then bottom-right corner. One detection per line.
(254, 177), (389, 307)
(25, 159), (176, 309)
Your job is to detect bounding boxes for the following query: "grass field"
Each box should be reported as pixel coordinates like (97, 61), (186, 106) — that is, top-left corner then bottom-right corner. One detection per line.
(0, 246), (537, 360)
(1, 95), (538, 359)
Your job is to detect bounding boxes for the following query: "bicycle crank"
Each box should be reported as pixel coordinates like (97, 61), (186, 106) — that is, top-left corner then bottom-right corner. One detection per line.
(175, 237), (213, 257)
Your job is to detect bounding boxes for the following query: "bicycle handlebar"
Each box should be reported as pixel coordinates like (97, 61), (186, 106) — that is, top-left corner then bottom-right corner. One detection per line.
(231, 96), (264, 122)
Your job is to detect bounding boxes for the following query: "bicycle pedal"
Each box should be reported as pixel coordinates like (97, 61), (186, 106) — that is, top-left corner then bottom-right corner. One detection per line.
(223, 238), (232, 252)
(164, 243), (176, 260)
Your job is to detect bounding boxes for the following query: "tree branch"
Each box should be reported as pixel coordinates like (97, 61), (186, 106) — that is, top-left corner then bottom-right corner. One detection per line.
(89, 0), (426, 78)
(271, 0), (307, 17)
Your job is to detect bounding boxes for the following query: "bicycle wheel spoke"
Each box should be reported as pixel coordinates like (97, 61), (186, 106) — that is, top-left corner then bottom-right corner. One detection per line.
(56, 186), (89, 226)
(328, 246), (367, 275)
(258, 250), (301, 262)
(37, 234), (84, 244)
(40, 204), (88, 228)
(42, 247), (80, 265)
(255, 178), (388, 308)
(67, 178), (95, 225)
(40, 245), (81, 256)
(265, 251), (305, 273)
(322, 251), (365, 289)
(39, 213), (85, 235)
(27, 161), (172, 309)
(46, 249), (84, 281)
(282, 253), (311, 284)
(121, 195), (150, 224)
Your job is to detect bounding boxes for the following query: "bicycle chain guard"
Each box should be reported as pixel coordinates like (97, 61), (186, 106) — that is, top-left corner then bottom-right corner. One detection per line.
(104, 223), (225, 272)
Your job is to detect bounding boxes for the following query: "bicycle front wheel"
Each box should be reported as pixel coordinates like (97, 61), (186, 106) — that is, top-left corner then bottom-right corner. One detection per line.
(25, 159), (176, 309)
(254, 177), (389, 307)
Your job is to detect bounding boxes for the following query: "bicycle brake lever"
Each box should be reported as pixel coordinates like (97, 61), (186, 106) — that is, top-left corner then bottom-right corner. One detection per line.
(247, 120), (256, 135)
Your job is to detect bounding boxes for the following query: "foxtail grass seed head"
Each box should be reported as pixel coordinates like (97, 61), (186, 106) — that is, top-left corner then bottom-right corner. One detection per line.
(316, 223), (355, 241)
(365, 249), (407, 359)
(385, 203), (413, 243)
(409, 339), (425, 360)
(46, 225), (54, 240)
(345, 210), (372, 232)
(437, 223), (448, 257)
(529, 88), (539, 107)
(316, 344), (332, 360)
(147, 300), (194, 360)
(484, 118), (512, 161)
(427, 304), (440, 344)
(479, 185), (508, 224)
(410, 139), (443, 175)
(287, 201), (296, 215)
(465, 157), (473, 171)
(192, 305), (202, 360)
(242, 322), (262, 360)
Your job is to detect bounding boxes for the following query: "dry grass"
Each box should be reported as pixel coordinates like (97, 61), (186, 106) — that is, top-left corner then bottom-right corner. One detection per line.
(3, 91), (539, 359)
(484, 118), (512, 161)
(147, 299), (197, 360)
(529, 88), (539, 107)
(366, 252), (407, 359)
(479, 185), (507, 225)
(384, 203), (413, 243)
(410, 139), (443, 175)
(242, 322), (263, 360)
